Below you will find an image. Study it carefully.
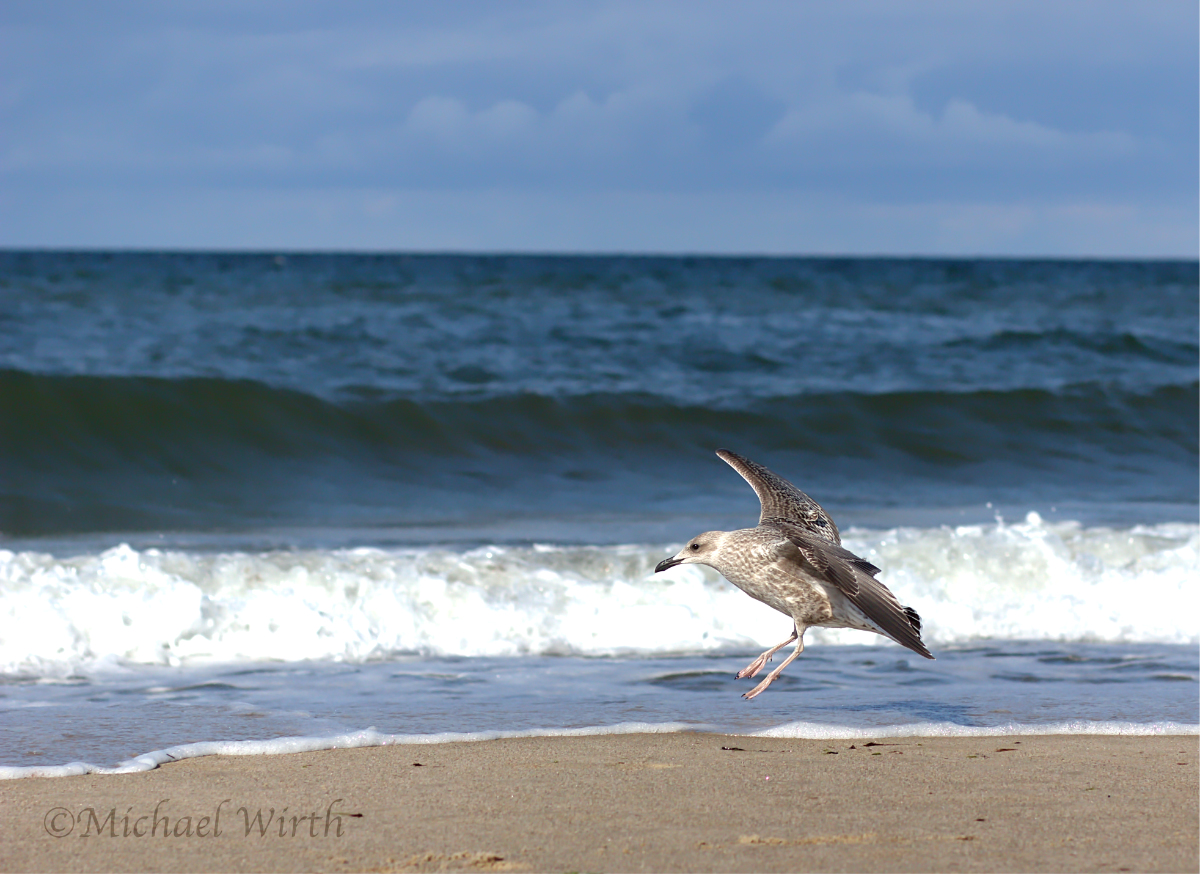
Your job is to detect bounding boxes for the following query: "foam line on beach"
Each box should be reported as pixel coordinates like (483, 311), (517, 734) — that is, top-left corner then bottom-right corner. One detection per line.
(753, 720), (1200, 739)
(0, 722), (698, 780)
(4, 719), (1196, 780)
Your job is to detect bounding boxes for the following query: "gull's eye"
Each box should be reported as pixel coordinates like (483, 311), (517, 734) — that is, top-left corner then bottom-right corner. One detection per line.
(690, 543), (699, 551)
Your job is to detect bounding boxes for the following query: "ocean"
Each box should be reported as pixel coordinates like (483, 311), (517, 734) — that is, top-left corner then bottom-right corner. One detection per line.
(1, 251), (1197, 778)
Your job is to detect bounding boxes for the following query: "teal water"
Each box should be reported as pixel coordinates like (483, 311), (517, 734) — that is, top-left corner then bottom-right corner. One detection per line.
(3, 252), (1196, 538)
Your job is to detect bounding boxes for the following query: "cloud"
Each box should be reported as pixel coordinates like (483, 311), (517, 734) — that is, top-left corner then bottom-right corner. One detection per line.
(406, 96), (539, 144)
(0, 0), (1195, 254)
(766, 91), (1138, 161)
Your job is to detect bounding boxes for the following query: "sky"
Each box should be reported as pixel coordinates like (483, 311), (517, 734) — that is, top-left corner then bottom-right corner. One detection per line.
(1, 1), (1196, 257)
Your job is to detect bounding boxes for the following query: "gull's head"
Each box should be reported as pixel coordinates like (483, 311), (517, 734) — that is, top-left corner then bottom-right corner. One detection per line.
(654, 531), (726, 573)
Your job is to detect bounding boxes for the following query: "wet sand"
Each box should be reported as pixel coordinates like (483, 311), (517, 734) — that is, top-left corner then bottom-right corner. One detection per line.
(3, 733), (1196, 873)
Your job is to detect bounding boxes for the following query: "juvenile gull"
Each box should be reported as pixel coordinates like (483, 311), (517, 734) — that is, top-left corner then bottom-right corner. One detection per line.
(655, 449), (933, 699)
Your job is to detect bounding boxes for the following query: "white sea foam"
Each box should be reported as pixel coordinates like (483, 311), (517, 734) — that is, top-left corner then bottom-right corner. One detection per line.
(753, 720), (1200, 739)
(843, 514), (1200, 647)
(2, 515), (1196, 676)
(3, 719), (1195, 780)
(0, 722), (694, 779)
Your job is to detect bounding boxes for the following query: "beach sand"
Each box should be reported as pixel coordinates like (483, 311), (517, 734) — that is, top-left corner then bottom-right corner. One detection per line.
(3, 734), (1196, 873)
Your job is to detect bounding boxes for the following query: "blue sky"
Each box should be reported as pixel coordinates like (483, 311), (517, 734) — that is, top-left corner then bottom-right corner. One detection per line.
(2, 1), (1196, 256)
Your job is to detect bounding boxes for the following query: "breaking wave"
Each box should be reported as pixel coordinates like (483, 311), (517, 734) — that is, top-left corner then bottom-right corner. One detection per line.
(3, 514), (1195, 677)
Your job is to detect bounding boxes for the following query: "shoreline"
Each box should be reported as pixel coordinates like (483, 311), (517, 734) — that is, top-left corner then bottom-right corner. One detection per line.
(5, 719), (1198, 781)
(4, 733), (1196, 873)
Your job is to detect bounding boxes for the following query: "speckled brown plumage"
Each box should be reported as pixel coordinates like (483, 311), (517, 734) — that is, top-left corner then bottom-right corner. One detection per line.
(655, 449), (933, 699)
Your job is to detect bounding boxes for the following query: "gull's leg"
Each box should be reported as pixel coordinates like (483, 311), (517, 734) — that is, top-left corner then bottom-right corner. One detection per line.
(742, 635), (805, 700)
(736, 627), (798, 680)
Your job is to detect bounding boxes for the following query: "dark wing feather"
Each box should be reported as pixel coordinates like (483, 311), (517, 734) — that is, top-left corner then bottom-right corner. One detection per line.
(774, 522), (934, 660)
(775, 528), (871, 596)
(716, 449), (841, 544)
(847, 570), (934, 659)
(903, 607), (922, 634)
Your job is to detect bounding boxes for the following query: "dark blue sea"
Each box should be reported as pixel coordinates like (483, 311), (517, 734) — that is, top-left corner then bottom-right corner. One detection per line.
(1, 251), (1196, 776)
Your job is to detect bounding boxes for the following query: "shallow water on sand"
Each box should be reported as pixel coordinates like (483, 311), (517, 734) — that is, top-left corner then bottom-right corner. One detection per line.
(4, 642), (1195, 774)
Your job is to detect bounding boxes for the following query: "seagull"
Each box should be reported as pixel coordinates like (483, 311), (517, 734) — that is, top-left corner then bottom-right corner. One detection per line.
(655, 449), (933, 699)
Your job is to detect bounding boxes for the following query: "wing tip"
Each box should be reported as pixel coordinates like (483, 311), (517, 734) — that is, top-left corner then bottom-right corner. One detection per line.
(902, 606), (936, 659)
(903, 606), (922, 633)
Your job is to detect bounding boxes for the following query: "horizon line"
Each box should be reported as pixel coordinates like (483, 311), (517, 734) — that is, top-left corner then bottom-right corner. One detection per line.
(2, 246), (1196, 263)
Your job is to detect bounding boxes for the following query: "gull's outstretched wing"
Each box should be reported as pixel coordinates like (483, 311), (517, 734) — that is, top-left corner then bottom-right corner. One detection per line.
(775, 522), (933, 660)
(716, 449), (841, 544)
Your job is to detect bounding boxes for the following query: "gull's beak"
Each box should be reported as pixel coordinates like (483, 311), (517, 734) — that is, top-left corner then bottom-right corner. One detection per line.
(654, 555), (683, 573)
